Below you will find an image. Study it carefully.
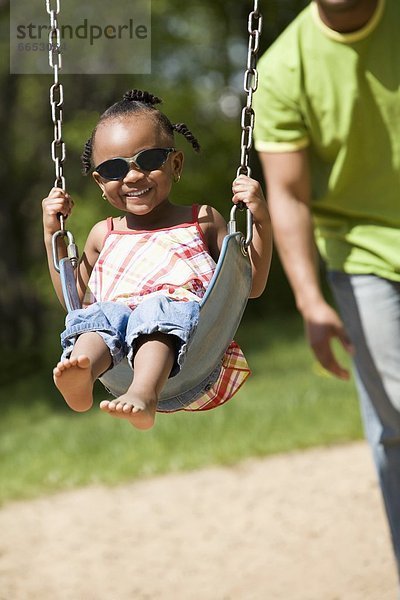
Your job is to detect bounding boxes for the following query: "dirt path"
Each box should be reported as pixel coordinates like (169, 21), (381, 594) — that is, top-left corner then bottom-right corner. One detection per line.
(0, 442), (397, 600)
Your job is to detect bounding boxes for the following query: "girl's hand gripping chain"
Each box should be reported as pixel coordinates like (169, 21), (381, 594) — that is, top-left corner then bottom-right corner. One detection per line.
(42, 187), (75, 308)
(232, 174), (272, 298)
(42, 187), (74, 237)
(231, 174), (269, 225)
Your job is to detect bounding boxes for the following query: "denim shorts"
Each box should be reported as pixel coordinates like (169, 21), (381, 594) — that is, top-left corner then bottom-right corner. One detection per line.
(60, 295), (200, 377)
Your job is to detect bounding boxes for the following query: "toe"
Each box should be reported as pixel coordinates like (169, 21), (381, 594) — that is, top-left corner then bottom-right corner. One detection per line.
(76, 355), (91, 369)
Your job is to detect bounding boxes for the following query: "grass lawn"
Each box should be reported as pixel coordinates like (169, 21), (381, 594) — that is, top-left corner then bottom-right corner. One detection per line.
(0, 314), (362, 505)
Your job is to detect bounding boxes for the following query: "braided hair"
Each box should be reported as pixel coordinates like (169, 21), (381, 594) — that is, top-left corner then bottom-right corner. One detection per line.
(81, 89), (200, 174)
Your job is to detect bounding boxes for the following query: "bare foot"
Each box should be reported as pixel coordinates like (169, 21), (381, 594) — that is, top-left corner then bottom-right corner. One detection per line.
(99, 392), (157, 430)
(53, 355), (94, 412)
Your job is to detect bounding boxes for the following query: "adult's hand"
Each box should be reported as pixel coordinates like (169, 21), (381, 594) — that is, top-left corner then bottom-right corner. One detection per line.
(303, 300), (354, 380)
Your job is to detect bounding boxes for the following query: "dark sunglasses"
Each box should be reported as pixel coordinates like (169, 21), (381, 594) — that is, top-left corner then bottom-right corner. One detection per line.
(94, 147), (176, 180)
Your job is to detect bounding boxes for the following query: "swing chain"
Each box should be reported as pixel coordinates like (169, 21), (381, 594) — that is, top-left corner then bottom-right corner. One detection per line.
(46, 0), (65, 199)
(230, 0), (262, 249)
(237, 0), (262, 179)
(46, 0), (79, 271)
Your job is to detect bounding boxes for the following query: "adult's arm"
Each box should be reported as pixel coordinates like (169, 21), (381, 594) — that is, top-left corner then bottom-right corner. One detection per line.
(258, 149), (353, 379)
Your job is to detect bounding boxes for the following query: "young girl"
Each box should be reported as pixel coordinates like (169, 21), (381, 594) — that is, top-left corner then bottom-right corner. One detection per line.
(42, 89), (272, 430)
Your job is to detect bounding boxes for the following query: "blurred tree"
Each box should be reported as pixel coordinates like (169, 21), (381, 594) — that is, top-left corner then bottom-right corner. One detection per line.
(0, 4), (48, 377)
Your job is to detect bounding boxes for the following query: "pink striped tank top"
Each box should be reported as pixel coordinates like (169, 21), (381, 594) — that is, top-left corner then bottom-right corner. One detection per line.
(84, 205), (250, 411)
(84, 205), (216, 308)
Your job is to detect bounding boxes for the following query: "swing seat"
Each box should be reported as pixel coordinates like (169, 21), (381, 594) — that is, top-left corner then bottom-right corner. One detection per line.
(99, 231), (252, 411)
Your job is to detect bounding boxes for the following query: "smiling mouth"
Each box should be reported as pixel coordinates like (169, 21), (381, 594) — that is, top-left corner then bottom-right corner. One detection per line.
(125, 188), (151, 198)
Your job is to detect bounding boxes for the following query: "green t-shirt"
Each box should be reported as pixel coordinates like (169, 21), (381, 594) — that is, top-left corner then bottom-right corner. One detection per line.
(254, 0), (400, 280)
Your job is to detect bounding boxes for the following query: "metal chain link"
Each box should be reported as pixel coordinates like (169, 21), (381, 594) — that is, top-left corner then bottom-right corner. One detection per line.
(46, 0), (78, 270)
(229, 0), (262, 249)
(46, 0), (65, 203)
(237, 0), (262, 179)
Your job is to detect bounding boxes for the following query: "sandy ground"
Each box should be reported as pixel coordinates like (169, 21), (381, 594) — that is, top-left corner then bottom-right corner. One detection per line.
(0, 441), (398, 600)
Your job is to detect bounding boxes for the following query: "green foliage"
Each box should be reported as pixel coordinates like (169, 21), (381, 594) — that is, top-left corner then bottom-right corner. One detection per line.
(0, 316), (362, 505)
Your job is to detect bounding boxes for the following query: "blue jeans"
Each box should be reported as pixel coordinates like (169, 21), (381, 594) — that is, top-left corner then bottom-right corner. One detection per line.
(60, 296), (200, 377)
(328, 272), (400, 576)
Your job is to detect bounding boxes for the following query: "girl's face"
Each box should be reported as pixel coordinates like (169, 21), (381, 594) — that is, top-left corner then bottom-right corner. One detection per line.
(92, 115), (183, 219)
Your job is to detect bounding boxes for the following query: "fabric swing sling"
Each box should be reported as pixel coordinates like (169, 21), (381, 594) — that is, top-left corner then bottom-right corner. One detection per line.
(46, 0), (262, 412)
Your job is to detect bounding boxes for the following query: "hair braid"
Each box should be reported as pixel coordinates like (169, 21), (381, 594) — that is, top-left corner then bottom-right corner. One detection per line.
(172, 123), (201, 153)
(122, 89), (162, 106)
(81, 137), (93, 175)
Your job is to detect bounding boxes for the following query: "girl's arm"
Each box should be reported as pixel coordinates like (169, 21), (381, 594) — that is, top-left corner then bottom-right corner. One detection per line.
(42, 187), (106, 309)
(75, 220), (107, 301)
(197, 204), (227, 263)
(198, 176), (272, 298)
(42, 187), (74, 308)
(231, 175), (272, 298)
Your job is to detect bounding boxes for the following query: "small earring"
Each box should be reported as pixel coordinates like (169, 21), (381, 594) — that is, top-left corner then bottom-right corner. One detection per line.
(102, 193), (107, 200)
(174, 173), (181, 183)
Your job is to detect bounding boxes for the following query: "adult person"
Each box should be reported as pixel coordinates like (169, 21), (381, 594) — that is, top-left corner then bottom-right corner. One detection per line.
(254, 0), (400, 578)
